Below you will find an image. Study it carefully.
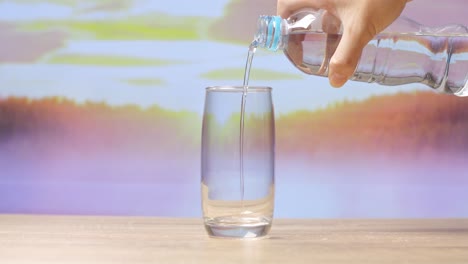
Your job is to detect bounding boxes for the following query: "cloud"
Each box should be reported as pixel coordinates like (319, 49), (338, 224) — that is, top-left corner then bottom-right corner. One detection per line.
(0, 22), (67, 63)
(209, 0), (276, 43)
(74, 0), (132, 15)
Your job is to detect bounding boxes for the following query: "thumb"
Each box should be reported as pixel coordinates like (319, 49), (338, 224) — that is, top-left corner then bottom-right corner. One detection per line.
(328, 25), (372, 88)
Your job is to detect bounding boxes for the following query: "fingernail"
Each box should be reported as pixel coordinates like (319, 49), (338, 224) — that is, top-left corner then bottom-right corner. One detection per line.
(330, 73), (347, 88)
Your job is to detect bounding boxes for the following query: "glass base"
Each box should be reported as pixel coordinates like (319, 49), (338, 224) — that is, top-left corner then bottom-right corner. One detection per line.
(204, 216), (272, 239)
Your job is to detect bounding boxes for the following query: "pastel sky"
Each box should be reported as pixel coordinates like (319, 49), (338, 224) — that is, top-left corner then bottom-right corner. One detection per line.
(1, 0), (465, 24)
(0, 0), (466, 114)
(401, 0), (467, 26)
(0, 0), (232, 21)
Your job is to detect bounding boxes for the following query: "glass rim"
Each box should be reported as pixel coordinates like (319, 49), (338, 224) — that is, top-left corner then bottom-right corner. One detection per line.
(206, 86), (272, 93)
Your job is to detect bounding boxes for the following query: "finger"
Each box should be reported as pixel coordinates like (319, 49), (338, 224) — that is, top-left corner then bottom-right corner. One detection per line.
(277, 0), (329, 19)
(328, 24), (372, 88)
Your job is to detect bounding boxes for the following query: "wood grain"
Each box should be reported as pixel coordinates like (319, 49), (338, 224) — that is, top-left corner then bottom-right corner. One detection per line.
(0, 214), (467, 263)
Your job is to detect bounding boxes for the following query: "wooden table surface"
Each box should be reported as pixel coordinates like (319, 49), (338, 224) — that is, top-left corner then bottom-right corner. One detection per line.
(0, 214), (467, 263)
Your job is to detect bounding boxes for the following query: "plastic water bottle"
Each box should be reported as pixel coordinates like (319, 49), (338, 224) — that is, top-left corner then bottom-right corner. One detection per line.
(253, 9), (468, 96)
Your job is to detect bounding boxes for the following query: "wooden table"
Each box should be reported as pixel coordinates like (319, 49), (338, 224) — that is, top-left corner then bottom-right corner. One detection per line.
(0, 214), (467, 263)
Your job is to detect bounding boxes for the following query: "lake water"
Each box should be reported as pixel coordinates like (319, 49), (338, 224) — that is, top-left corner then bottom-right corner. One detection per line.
(1, 154), (467, 218)
(1, 177), (466, 218)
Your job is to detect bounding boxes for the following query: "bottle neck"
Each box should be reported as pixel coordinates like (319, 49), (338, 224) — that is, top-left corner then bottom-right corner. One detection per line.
(254, 15), (287, 51)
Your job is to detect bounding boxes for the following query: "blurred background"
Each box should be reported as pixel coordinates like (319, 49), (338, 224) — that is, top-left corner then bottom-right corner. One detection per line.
(0, 0), (467, 218)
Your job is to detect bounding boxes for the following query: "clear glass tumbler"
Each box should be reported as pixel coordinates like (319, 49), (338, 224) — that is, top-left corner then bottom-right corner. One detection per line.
(201, 86), (275, 239)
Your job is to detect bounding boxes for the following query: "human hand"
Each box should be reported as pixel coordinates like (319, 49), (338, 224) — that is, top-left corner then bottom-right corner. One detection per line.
(277, 0), (410, 87)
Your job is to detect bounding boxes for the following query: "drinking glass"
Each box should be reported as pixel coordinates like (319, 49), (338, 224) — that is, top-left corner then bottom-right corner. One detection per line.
(201, 86), (275, 239)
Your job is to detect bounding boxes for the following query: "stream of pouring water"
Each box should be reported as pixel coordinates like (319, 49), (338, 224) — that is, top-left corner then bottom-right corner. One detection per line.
(239, 41), (257, 209)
